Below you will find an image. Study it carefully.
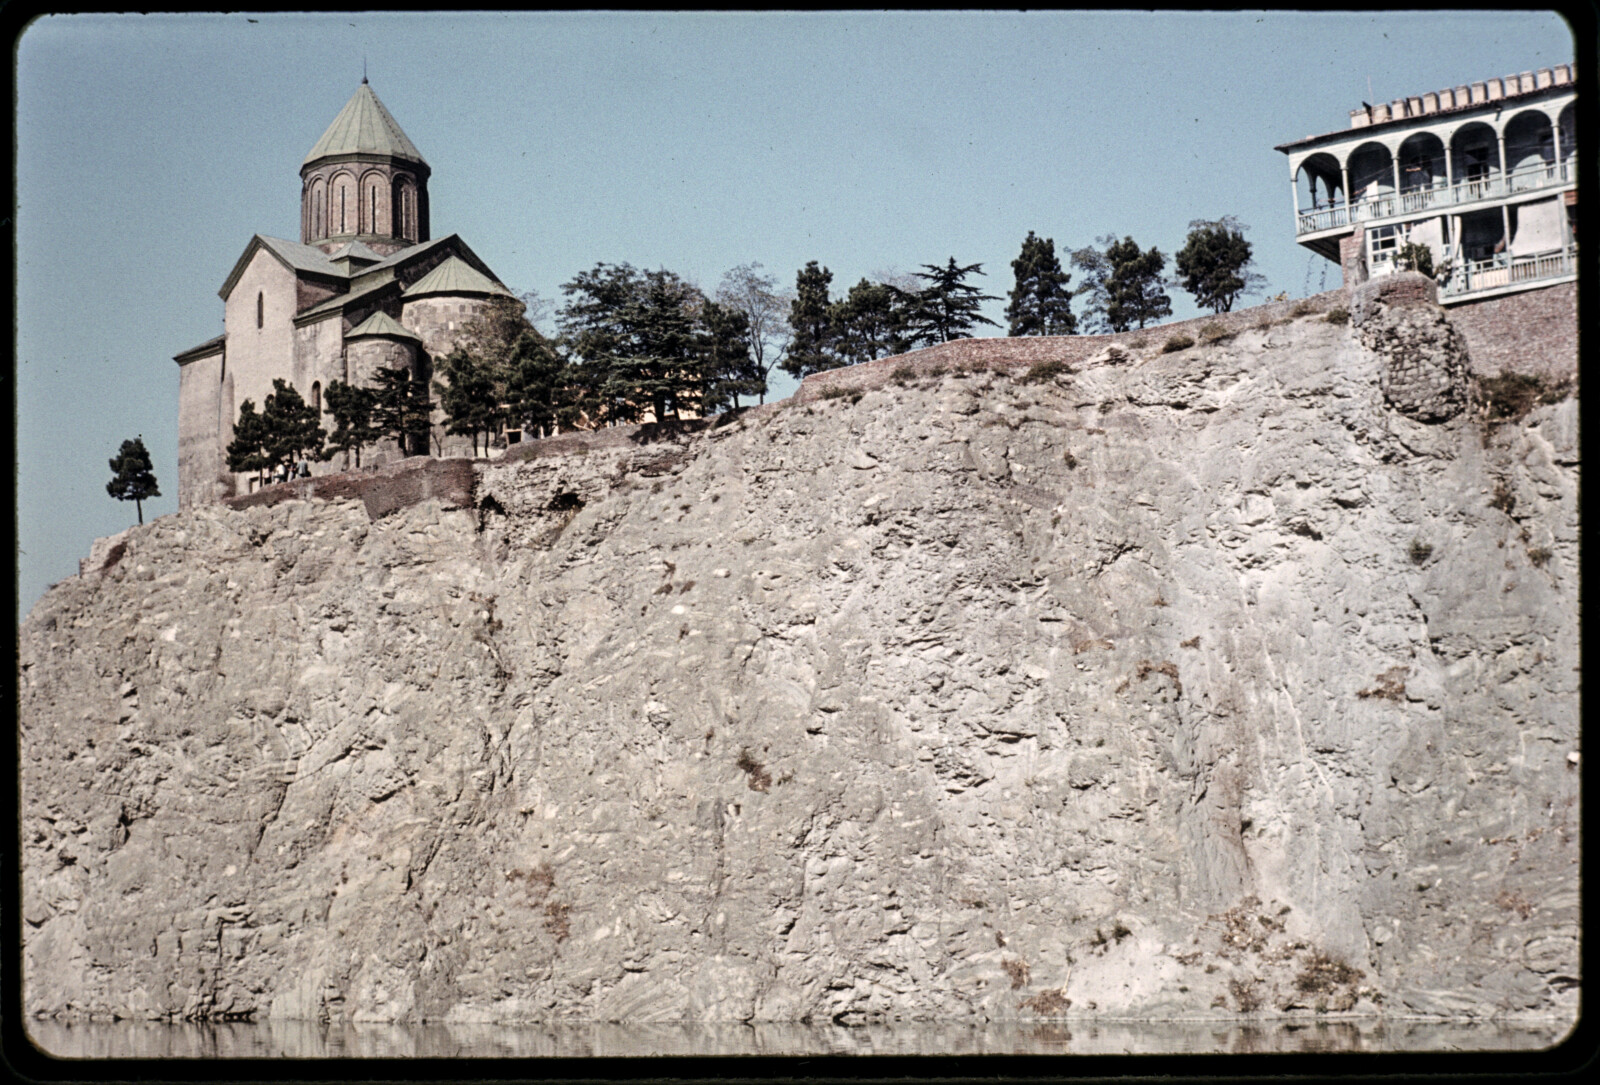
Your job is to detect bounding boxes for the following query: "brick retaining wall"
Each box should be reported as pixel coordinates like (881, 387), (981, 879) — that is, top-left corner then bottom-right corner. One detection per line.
(1446, 281), (1577, 380)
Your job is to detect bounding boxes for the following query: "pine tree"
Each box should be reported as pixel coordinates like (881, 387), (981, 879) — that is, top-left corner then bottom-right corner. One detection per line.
(560, 262), (647, 425)
(1006, 231), (1076, 336)
(322, 381), (382, 467)
(558, 262), (714, 425)
(782, 261), (840, 378)
(904, 258), (1001, 344)
(226, 399), (272, 485)
(1103, 237), (1172, 331)
(503, 330), (570, 439)
(433, 347), (502, 457)
(628, 268), (706, 422)
(700, 299), (763, 413)
(106, 436), (160, 525)
(225, 380), (326, 484)
(830, 278), (914, 365)
(1174, 217), (1265, 314)
(372, 366), (432, 455)
(261, 379), (327, 468)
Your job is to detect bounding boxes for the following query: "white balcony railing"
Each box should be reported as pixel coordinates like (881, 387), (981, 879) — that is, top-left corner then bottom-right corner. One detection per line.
(1297, 155), (1575, 235)
(1439, 244), (1577, 298)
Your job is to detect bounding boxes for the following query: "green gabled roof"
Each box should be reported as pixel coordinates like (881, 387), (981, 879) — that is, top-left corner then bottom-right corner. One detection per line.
(219, 235), (344, 300)
(327, 240), (384, 265)
(303, 81), (426, 168)
(346, 310), (420, 341)
(403, 255), (514, 299)
(350, 233), (455, 286)
(294, 279), (396, 326)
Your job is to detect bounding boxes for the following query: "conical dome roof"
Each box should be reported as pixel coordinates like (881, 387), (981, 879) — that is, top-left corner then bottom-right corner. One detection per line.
(303, 81), (426, 168)
(347, 310), (420, 340)
(403, 255), (514, 299)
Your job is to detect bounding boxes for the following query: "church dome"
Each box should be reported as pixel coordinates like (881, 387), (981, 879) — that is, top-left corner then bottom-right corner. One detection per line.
(303, 80), (427, 170)
(300, 81), (431, 256)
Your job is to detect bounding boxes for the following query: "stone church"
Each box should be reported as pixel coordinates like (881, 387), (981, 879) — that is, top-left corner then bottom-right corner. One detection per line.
(172, 80), (518, 509)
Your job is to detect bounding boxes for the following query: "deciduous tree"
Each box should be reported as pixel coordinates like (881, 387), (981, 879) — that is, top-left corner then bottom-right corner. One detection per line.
(1069, 237), (1116, 334)
(106, 436), (159, 525)
(715, 263), (793, 403)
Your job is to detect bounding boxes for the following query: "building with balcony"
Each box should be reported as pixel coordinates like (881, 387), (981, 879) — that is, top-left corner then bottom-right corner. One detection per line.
(1276, 64), (1575, 304)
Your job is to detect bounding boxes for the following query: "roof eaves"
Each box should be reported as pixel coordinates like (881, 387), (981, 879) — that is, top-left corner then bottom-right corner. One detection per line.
(173, 333), (226, 365)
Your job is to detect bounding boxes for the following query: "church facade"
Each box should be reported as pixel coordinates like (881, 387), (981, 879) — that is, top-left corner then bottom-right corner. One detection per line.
(172, 81), (518, 509)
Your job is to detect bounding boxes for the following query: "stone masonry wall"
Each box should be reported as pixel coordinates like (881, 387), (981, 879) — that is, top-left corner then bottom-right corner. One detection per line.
(1350, 275), (1470, 423)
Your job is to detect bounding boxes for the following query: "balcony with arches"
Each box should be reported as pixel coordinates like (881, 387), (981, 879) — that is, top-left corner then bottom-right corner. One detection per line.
(1288, 99), (1575, 241)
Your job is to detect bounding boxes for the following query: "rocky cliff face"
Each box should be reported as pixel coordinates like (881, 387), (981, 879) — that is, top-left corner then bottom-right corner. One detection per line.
(20, 292), (1578, 1028)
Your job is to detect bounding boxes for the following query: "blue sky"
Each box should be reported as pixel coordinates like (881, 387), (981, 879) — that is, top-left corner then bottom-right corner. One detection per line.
(14, 10), (1577, 619)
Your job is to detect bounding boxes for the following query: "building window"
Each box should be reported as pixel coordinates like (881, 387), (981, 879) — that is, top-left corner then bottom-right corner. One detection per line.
(370, 187), (378, 233)
(340, 188), (347, 233)
(311, 381), (321, 413)
(1368, 224), (1405, 268)
(257, 292), (264, 328)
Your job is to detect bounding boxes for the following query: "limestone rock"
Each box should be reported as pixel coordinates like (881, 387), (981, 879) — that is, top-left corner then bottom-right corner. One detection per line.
(20, 307), (1578, 1028)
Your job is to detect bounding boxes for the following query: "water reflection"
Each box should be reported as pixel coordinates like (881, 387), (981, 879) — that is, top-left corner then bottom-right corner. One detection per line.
(27, 1017), (1568, 1059)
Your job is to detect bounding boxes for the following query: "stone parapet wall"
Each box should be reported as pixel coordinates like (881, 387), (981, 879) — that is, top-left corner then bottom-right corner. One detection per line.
(224, 455), (475, 522)
(795, 289), (1348, 402)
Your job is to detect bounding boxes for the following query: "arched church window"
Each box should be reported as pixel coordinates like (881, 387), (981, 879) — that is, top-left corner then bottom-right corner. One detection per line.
(370, 187), (378, 234)
(311, 381), (321, 413)
(340, 187), (347, 234)
(257, 292), (264, 328)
